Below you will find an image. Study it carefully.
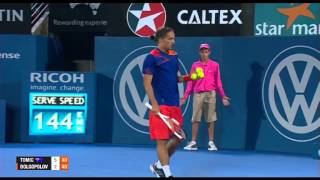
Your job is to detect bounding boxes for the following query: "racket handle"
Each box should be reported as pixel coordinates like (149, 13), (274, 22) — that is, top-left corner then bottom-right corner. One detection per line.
(145, 102), (169, 118)
(145, 102), (152, 110)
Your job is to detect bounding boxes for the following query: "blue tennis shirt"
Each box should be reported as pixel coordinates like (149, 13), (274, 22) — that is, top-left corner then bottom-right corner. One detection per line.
(142, 48), (180, 106)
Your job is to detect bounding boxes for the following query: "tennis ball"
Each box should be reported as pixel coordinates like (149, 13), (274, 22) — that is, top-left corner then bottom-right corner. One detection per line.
(191, 73), (198, 80)
(196, 67), (203, 74)
(198, 72), (204, 78)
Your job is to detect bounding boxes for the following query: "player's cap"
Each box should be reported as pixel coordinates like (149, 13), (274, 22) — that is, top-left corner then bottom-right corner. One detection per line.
(199, 43), (210, 50)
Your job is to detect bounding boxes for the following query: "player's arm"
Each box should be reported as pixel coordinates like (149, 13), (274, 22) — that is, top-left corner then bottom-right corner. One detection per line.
(177, 75), (193, 83)
(177, 66), (193, 83)
(143, 74), (160, 113)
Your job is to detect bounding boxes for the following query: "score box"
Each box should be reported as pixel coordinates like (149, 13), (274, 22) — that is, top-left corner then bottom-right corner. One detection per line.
(29, 93), (87, 135)
(16, 156), (69, 171)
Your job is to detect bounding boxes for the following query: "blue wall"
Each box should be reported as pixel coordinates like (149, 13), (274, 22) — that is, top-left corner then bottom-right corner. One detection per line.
(95, 36), (319, 157)
(0, 35), (318, 158)
(0, 35), (48, 142)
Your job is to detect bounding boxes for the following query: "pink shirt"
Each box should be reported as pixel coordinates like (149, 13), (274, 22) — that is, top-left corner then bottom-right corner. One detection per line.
(183, 59), (226, 99)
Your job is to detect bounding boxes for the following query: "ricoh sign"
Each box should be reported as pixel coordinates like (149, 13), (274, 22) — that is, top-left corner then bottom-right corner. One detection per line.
(30, 72), (84, 84)
(29, 72), (86, 93)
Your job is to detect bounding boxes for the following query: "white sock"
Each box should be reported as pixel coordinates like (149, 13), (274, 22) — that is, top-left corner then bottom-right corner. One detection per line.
(191, 141), (196, 144)
(209, 141), (214, 145)
(162, 165), (172, 177)
(155, 160), (162, 169)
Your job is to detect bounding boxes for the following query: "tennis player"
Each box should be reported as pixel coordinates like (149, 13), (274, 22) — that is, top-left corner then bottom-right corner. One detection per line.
(143, 27), (184, 178)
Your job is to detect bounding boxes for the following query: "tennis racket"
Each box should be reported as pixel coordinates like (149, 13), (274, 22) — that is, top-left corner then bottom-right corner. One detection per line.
(145, 102), (185, 140)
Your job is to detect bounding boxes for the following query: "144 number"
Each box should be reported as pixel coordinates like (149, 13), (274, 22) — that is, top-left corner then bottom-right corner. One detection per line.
(34, 112), (73, 130)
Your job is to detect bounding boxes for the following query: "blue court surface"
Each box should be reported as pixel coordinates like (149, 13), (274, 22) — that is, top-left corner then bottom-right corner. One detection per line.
(0, 143), (318, 177)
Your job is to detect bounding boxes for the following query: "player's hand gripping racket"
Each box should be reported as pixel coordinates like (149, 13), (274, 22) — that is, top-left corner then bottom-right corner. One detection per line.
(145, 102), (185, 140)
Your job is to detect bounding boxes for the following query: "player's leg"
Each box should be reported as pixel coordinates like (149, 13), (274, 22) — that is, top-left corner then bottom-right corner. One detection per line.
(149, 107), (171, 177)
(162, 105), (185, 177)
(166, 105), (184, 157)
(151, 105), (181, 177)
(157, 139), (170, 166)
(157, 139), (174, 177)
(167, 136), (180, 157)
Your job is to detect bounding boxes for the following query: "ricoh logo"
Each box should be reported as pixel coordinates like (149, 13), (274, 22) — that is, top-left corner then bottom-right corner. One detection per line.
(31, 73), (84, 83)
(262, 45), (320, 142)
(113, 46), (189, 134)
(0, 52), (21, 60)
(0, 9), (23, 22)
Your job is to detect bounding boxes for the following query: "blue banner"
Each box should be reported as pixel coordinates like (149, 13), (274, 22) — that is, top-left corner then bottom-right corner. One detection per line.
(0, 35), (48, 142)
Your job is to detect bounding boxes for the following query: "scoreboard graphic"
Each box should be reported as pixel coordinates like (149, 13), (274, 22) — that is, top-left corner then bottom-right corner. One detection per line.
(29, 93), (88, 135)
(16, 156), (69, 170)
